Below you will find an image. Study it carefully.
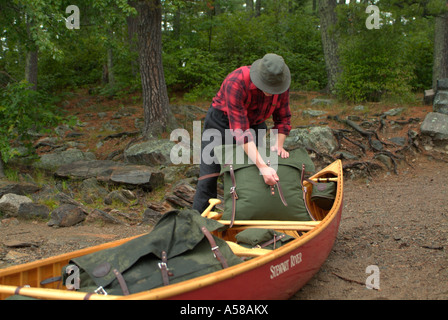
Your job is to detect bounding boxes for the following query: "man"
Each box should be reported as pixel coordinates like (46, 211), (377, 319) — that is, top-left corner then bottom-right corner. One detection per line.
(192, 53), (292, 213)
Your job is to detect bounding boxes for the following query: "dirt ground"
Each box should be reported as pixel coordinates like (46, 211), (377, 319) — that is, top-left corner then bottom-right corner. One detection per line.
(0, 91), (447, 300)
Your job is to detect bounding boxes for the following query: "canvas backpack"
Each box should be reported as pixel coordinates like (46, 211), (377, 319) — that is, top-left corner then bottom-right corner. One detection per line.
(62, 209), (242, 296)
(215, 144), (315, 227)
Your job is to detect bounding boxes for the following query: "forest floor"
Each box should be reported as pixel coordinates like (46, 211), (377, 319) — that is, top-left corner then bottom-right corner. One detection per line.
(0, 90), (447, 300)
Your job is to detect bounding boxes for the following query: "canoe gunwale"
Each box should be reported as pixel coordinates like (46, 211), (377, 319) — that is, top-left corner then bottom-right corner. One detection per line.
(0, 160), (343, 300)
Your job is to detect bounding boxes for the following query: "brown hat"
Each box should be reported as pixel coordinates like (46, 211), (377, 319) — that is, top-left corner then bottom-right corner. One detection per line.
(250, 53), (291, 95)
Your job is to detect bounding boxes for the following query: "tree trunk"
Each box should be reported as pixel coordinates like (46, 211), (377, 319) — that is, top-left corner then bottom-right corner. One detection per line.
(318, 0), (341, 94)
(255, 0), (262, 17)
(107, 47), (115, 87)
(25, 50), (38, 90)
(432, 1), (448, 90)
(0, 153), (5, 179)
(25, 16), (38, 90)
(134, 0), (175, 138)
(127, 1), (139, 77)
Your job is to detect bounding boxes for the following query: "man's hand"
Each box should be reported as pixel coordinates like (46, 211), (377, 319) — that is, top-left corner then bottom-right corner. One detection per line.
(259, 165), (279, 186)
(271, 145), (289, 158)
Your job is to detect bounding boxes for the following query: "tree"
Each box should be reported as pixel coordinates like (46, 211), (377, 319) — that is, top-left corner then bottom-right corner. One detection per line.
(433, 0), (448, 89)
(133, 0), (176, 138)
(318, 0), (341, 94)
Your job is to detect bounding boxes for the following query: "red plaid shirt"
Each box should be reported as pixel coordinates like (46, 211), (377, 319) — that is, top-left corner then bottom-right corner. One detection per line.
(211, 66), (291, 145)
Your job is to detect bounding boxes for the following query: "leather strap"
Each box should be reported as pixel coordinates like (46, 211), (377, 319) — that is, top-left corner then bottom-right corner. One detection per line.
(158, 251), (171, 286)
(274, 181), (288, 207)
(112, 268), (130, 295)
(198, 172), (221, 181)
(228, 165), (238, 228)
(256, 234), (286, 250)
(201, 226), (229, 269)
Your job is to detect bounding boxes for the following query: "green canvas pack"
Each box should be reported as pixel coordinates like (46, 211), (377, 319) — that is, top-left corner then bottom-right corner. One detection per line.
(310, 181), (337, 210)
(235, 228), (295, 250)
(215, 145), (315, 224)
(62, 209), (242, 296)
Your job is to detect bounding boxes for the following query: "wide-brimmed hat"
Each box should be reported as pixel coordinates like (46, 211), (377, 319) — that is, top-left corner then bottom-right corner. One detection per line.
(250, 53), (291, 95)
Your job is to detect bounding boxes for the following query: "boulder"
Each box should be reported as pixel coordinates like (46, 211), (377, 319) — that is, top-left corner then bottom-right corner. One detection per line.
(55, 160), (125, 180)
(420, 112), (448, 141)
(109, 165), (164, 191)
(433, 91), (448, 115)
(310, 98), (334, 106)
(17, 202), (50, 220)
(0, 181), (40, 198)
(0, 194), (33, 216)
(302, 109), (328, 117)
(47, 204), (86, 227)
(85, 209), (125, 225)
(284, 126), (338, 154)
(55, 160), (164, 190)
(34, 149), (96, 171)
(124, 139), (176, 166)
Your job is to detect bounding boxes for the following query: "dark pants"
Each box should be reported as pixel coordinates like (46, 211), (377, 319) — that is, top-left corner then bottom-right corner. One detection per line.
(192, 107), (267, 213)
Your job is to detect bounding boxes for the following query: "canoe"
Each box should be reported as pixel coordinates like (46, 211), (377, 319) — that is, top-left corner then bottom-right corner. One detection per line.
(0, 160), (343, 300)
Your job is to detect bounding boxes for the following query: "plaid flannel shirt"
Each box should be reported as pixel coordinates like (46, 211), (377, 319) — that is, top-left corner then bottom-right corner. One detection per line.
(211, 66), (291, 145)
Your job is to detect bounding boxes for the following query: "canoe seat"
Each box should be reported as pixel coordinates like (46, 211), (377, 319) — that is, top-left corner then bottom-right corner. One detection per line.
(226, 241), (271, 257)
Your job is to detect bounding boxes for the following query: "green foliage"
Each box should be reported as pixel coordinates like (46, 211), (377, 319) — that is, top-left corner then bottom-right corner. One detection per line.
(0, 0), (442, 106)
(0, 81), (73, 163)
(335, 3), (419, 102)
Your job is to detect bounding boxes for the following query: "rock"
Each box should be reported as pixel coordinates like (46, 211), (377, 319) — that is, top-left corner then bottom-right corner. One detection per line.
(34, 148), (96, 171)
(165, 181), (196, 208)
(310, 98), (334, 106)
(124, 139), (176, 166)
(47, 204), (86, 227)
(3, 240), (38, 248)
(0, 180), (40, 198)
(420, 112), (448, 141)
(0, 194), (33, 216)
(80, 178), (109, 204)
(375, 154), (394, 171)
(85, 209), (125, 225)
(55, 160), (125, 180)
(334, 151), (359, 160)
(424, 89), (435, 105)
(284, 126), (338, 154)
(389, 137), (406, 146)
(383, 108), (404, 117)
(142, 208), (163, 225)
(5, 250), (30, 260)
(109, 165), (164, 191)
(104, 190), (131, 206)
(433, 90), (448, 115)
(17, 202), (50, 220)
(371, 139), (384, 151)
(302, 109), (328, 117)
(55, 160), (164, 190)
(437, 78), (448, 90)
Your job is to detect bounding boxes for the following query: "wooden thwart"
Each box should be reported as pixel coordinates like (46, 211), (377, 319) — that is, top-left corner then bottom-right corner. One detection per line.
(226, 242), (271, 257)
(217, 219), (319, 231)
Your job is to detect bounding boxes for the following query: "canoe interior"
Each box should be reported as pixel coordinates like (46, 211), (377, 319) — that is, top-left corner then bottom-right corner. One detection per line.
(0, 160), (342, 300)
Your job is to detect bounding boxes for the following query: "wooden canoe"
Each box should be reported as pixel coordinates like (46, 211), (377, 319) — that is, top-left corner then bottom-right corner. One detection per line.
(0, 160), (343, 300)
